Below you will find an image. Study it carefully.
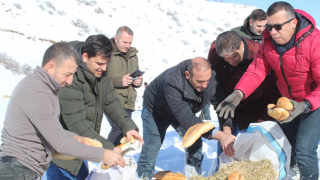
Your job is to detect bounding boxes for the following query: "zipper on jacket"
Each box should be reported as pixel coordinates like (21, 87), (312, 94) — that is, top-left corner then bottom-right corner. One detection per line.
(280, 55), (293, 98)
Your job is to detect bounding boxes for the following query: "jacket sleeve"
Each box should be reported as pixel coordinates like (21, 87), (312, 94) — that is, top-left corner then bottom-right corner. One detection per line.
(103, 75), (139, 134)
(235, 47), (272, 99)
(305, 38), (320, 111)
(58, 81), (115, 150)
(110, 76), (124, 88)
(163, 81), (213, 140)
(132, 55), (143, 88)
(24, 90), (104, 162)
(210, 75), (233, 129)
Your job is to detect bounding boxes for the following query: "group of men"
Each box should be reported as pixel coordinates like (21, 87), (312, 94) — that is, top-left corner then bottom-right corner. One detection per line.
(0, 1), (319, 180)
(0, 27), (144, 180)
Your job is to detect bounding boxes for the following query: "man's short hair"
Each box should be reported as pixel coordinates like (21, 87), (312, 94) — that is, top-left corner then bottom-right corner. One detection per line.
(42, 42), (80, 67)
(267, 1), (296, 19)
(186, 57), (211, 79)
(216, 31), (242, 57)
(82, 34), (113, 60)
(250, 9), (267, 21)
(144, 82), (148, 85)
(115, 26), (134, 40)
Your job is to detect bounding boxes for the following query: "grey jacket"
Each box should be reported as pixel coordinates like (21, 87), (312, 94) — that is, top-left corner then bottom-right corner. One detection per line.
(0, 67), (104, 176)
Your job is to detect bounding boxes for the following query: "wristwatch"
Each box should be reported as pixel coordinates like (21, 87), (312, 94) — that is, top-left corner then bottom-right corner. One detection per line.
(303, 100), (311, 114)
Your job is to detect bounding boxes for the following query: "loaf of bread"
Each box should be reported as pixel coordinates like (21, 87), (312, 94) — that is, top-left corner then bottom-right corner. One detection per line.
(276, 97), (293, 111)
(228, 171), (245, 180)
(267, 97), (293, 121)
(181, 121), (215, 148)
(153, 171), (187, 180)
(117, 136), (136, 151)
(52, 139), (102, 160)
(100, 136), (136, 170)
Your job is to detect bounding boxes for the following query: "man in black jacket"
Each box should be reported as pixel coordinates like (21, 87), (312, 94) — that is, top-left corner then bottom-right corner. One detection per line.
(137, 57), (236, 179)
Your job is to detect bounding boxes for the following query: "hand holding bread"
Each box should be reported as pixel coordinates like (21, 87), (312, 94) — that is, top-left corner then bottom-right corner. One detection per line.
(267, 97), (293, 121)
(100, 136), (136, 170)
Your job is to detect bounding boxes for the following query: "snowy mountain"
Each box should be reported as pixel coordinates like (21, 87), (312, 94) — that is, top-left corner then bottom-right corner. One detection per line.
(0, 0), (258, 97)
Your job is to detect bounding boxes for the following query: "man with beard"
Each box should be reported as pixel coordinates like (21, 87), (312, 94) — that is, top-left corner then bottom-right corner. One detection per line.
(231, 9), (267, 43)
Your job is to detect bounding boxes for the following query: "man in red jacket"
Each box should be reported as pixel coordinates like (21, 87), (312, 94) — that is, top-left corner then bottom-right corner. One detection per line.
(208, 31), (281, 173)
(217, 2), (320, 179)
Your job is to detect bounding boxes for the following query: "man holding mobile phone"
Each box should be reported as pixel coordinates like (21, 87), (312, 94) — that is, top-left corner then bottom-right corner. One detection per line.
(107, 26), (143, 146)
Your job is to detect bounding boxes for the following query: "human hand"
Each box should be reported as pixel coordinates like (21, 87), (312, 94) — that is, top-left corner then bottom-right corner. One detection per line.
(280, 100), (306, 124)
(126, 130), (145, 148)
(102, 149), (125, 168)
(113, 147), (123, 153)
(122, 74), (133, 87)
(215, 131), (236, 157)
(73, 135), (90, 145)
(133, 76), (142, 86)
(216, 90), (243, 119)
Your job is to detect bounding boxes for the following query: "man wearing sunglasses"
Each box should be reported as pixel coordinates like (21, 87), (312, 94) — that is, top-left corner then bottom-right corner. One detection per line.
(231, 9), (267, 43)
(217, 2), (320, 179)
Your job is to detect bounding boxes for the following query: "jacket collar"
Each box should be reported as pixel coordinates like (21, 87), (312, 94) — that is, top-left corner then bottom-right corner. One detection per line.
(34, 66), (61, 94)
(239, 37), (250, 69)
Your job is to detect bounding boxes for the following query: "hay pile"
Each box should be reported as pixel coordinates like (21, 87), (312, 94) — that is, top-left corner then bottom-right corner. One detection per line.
(189, 159), (277, 180)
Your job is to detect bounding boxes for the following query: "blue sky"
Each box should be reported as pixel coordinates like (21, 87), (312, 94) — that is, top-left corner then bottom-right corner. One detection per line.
(208, 0), (320, 26)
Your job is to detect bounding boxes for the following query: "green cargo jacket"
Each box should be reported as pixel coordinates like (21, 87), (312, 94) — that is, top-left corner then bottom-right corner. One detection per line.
(231, 15), (263, 43)
(107, 38), (142, 111)
(51, 41), (138, 175)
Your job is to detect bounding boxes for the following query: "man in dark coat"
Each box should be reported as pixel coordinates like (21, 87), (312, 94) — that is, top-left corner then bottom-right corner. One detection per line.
(137, 57), (236, 179)
(46, 35), (144, 180)
(231, 9), (267, 43)
(208, 31), (282, 173)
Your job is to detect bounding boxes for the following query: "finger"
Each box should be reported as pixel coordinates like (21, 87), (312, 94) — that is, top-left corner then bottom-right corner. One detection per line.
(224, 108), (231, 119)
(230, 109), (234, 118)
(219, 106), (226, 118)
(216, 102), (223, 112)
(117, 157), (126, 168)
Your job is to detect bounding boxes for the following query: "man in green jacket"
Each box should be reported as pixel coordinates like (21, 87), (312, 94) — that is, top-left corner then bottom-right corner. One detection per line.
(46, 34), (144, 180)
(106, 26), (143, 146)
(231, 9), (267, 43)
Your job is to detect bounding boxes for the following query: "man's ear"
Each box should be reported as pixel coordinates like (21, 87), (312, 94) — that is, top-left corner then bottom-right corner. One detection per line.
(240, 41), (244, 49)
(185, 71), (190, 80)
(291, 18), (298, 29)
(249, 19), (253, 26)
(82, 52), (88, 63)
(44, 61), (56, 75)
(114, 36), (118, 43)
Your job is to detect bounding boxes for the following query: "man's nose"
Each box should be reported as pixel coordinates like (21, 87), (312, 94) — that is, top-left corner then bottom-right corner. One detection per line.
(202, 82), (208, 89)
(67, 76), (73, 85)
(101, 64), (107, 71)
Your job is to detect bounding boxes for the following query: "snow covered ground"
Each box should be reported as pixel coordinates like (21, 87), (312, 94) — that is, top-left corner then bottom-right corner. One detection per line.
(1, 0), (320, 179)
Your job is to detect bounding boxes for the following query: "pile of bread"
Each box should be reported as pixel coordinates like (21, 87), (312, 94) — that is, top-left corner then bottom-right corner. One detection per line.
(267, 97), (293, 121)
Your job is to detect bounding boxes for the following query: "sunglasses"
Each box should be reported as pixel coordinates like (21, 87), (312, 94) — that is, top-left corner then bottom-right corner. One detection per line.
(265, 18), (294, 31)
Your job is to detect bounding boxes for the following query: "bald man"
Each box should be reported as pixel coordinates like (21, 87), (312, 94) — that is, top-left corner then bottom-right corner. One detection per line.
(137, 58), (235, 179)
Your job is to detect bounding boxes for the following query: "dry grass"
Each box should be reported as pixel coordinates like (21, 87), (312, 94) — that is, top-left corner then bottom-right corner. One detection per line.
(189, 159), (277, 180)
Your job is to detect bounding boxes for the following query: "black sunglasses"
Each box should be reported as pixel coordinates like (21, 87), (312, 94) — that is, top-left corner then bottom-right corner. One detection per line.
(265, 18), (294, 31)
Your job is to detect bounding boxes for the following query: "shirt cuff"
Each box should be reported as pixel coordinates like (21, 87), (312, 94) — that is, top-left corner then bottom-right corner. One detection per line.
(211, 128), (219, 138)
